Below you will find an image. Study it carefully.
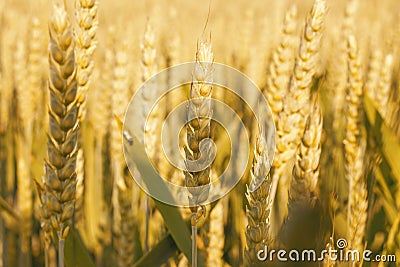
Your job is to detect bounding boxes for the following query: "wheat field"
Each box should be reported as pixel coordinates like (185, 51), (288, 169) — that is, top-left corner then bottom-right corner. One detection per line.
(0, 0), (400, 266)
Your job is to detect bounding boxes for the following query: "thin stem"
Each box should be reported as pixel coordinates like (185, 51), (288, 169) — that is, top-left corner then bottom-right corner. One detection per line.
(144, 195), (150, 253)
(191, 214), (198, 267)
(58, 236), (65, 267)
(44, 249), (49, 267)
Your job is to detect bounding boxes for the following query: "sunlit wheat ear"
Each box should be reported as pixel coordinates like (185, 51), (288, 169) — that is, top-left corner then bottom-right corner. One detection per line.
(141, 21), (160, 163)
(270, 0), (326, 239)
(326, 0), (357, 133)
(264, 4), (297, 120)
(364, 49), (383, 102)
(245, 126), (272, 265)
(291, 96), (323, 204)
(75, 0), (98, 120)
(110, 40), (129, 189)
(45, 4), (78, 265)
(27, 17), (45, 129)
(184, 40), (214, 210)
(375, 54), (394, 118)
(184, 40), (214, 267)
(344, 34), (368, 253)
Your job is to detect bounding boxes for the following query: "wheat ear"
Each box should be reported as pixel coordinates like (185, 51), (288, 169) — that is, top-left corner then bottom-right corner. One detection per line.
(270, 0), (326, 238)
(375, 54), (394, 118)
(27, 17), (45, 130)
(345, 35), (368, 253)
(185, 40), (214, 267)
(291, 96), (323, 204)
(75, 0), (98, 120)
(46, 4), (78, 266)
(244, 125), (272, 265)
(264, 5), (297, 120)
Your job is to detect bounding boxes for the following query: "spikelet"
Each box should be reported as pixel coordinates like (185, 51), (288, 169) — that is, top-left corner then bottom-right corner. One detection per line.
(264, 5), (297, 120)
(291, 96), (323, 204)
(75, 0), (98, 120)
(244, 126), (272, 265)
(74, 148), (85, 226)
(141, 22), (157, 83)
(34, 178), (52, 251)
(270, 0), (326, 238)
(206, 201), (225, 267)
(45, 3), (78, 240)
(344, 35), (368, 253)
(184, 40), (214, 212)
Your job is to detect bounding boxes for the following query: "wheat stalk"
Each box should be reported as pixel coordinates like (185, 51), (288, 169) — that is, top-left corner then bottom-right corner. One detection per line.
(345, 34), (368, 253)
(45, 3), (79, 266)
(184, 40), (214, 267)
(270, 0), (326, 238)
